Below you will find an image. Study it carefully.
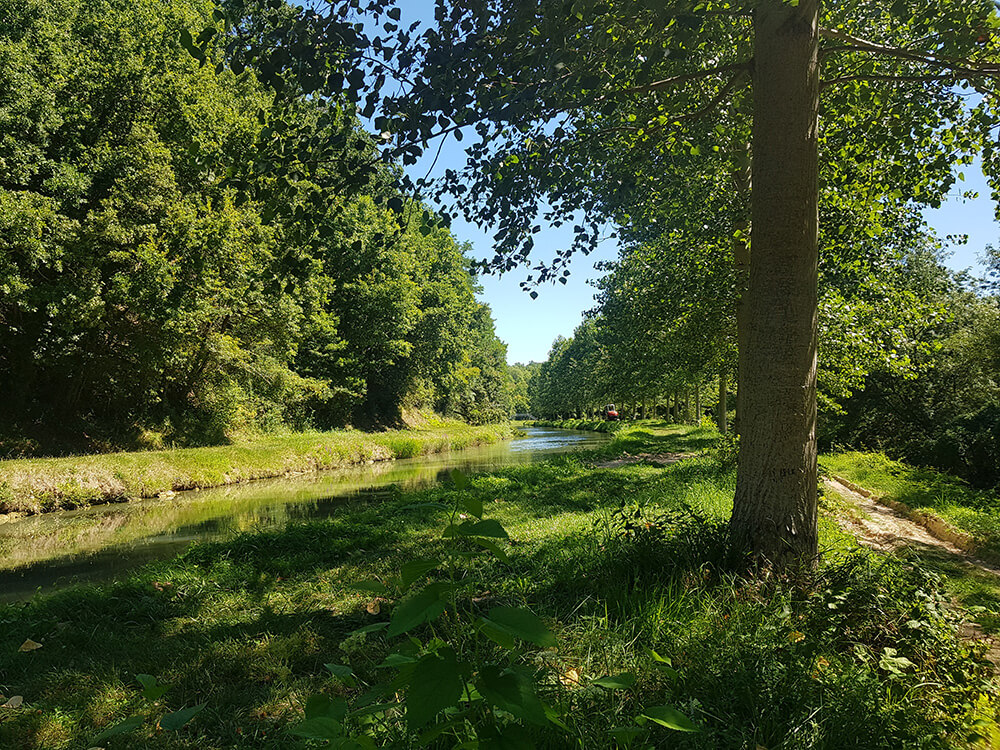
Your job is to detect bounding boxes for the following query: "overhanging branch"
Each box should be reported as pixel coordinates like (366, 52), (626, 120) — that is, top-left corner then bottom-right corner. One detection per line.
(819, 26), (1000, 77)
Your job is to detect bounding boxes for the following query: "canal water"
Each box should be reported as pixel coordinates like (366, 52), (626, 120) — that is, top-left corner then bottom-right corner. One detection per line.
(0, 427), (609, 601)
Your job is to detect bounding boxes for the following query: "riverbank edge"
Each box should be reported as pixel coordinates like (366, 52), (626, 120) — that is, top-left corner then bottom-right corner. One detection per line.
(539, 419), (1000, 563)
(0, 421), (513, 517)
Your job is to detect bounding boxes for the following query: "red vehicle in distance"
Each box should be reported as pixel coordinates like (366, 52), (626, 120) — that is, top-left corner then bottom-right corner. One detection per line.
(603, 404), (619, 421)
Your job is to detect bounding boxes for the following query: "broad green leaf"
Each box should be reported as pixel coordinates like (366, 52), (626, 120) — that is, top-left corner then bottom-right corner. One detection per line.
(472, 537), (511, 564)
(387, 582), (451, 637)
(480, 606), (556, 648)
(136, 673), (170, 701)
(347, 622), (389, 638)
(92, 715), (144, 741)
(159, 703), (206, 731)
(377, 653), (418, 669)
(399, 559), (441, 590)
(325, 663), (358, 687)
(640, 705), (699, 732)
(461, 494), (484, 518)
(450, 469), (470, 489)
(592, 673), (637, 690)
(349, 701), (401, 718)
(305, 694), (347, 721)
(477, 665), (548, 726)
(442, 519), (509, 539)
(291, 716), (345, 740)
(478, 619), (518, 650)
(647, 648), (671, 665)
(349, 580), (390, 596)
(608, 726), (646, 747)
(406, 650), (463, 730)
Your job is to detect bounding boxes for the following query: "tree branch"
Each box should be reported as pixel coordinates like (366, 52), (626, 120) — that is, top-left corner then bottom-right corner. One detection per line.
(821, 73), (964, 90)
(598, 61), (752, 102)
(818, 26), (1000, 76)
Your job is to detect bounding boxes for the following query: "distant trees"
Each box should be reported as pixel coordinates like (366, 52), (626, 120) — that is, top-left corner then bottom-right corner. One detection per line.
(0, 0), (511, 453)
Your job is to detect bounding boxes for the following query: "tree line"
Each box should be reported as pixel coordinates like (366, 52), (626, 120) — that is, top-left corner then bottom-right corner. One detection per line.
(0, 0), (513, 454)
(528, 233), (1000, 489)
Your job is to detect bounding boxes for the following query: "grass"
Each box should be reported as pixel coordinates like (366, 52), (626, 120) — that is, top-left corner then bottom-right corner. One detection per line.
(0, 421), (512, 515)
(0, 424), (995, 748)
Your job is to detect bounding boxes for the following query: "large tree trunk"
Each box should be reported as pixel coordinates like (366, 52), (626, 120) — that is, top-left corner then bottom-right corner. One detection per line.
(717, 371), (728, 435)
(730, 0), (820, 567)
(733, 150), (751, 440)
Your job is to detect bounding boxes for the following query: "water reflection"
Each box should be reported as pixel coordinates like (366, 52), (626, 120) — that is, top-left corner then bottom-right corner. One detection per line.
(0, 427), (609, 600)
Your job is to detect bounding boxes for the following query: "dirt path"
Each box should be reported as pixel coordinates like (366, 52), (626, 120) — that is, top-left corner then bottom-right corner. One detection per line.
(824, 477), (1000, 666)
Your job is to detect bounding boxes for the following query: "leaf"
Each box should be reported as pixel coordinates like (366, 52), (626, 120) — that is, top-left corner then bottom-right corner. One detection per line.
(399, 559), (441, 590)
(478, 619), (517, 650)
(608, 726), (646, 747)
(477, 665), (548, 726)
(450, 468), (470, 489)
(305, 694), (347, 721)
(159, 703), (206, 731)
(461, 494), (484, 519)
(291, 716), (345, 741)
(349, 580), (390, 596)
(18, 639), (42, 652)
(92, 715), (144, 741)
(325, 663), (358, 687)
(136, 674), (170, 701)
(442, 519), (509, 539)
(377, 653), (418, 669)
(346, 622), (389, 638)
(406, 650), (464, 730)
(640, 705), (700, 732)
(592, 673), (637, 690)
(472, 537), (511, 564)
(480, 607), (556, 648)
(387, 582), (451, 637)
(2, 695), (23, 709)
(647, 648), (671, 665)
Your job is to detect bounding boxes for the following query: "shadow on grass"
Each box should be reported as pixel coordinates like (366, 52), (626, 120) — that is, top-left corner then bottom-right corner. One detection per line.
(0, 452), (991, 750)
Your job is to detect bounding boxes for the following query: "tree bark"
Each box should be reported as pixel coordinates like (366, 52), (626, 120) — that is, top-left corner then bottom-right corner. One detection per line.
(717, 371), (728, 435)
(695, 382), (702, 422)
(730, 0), (820, 567)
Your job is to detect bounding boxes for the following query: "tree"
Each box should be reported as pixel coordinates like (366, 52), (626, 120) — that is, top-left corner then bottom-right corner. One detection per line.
(199, 0), (1000, 565)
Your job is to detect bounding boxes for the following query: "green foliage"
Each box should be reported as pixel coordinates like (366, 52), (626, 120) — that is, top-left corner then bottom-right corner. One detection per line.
(1, 426), (995, 748)
(0, 0), (512, 453)
(822, 253), (1000, 488)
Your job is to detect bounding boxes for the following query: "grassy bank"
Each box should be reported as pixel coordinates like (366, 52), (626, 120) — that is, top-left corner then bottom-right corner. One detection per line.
(0, 424), (995, 749)
(544, 422), (1000, 558)
(0, 421), (512, 515)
